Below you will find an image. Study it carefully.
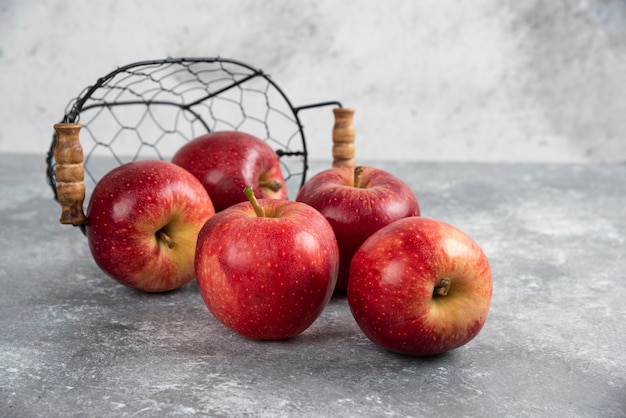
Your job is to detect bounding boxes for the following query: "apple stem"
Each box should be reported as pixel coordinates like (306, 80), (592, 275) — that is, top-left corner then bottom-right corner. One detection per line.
(157, 230), (175, 249)
(244, 186), (266, 217)
(433, 277), (451, 297)
(259, 179), (283, 192)
(353, 166), (364, 188)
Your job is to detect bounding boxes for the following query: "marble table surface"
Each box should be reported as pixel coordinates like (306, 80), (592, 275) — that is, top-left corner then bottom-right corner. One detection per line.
(1, 153), (624, 417)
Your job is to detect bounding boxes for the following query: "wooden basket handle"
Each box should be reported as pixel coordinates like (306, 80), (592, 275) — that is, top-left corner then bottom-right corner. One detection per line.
(53, 123), (87, 225)
(332, 108), (355, 167)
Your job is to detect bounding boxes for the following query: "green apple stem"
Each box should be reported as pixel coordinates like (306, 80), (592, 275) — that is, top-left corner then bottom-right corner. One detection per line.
(244, 186), (266, 217)
(353, 166), (364, 188)
(433, 277), (451, 297)
(157, 229), (175, 249)
(259, 179), (283, 192)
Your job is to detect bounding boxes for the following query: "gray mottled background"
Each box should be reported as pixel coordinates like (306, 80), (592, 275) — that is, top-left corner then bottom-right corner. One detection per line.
(1, 0), (625, 162)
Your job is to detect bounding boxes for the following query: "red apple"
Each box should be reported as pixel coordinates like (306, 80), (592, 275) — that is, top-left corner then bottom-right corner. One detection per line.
(348, 217), (492, 356)
(86, 160), (215, 292)
(171, 131), (287, 212)
(195, 187), (339, 340)
(296, 165), (420, 292)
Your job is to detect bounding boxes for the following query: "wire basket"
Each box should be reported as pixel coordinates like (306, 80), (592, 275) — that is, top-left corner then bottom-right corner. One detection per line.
(46, 57), (355, 233)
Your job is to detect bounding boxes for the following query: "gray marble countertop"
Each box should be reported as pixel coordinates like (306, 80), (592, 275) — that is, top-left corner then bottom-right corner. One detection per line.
(1, 153), (624, 417)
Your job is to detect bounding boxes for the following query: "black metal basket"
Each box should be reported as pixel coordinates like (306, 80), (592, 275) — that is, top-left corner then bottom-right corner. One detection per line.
(46, 57), (349, 232)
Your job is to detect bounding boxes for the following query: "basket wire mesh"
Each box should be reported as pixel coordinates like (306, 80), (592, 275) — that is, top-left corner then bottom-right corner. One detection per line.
(46, 57), (344, 231)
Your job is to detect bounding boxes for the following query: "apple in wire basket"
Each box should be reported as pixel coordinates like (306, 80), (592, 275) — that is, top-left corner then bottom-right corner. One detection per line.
(86, 160), (215, 292)
(172, 131), (287, 212)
